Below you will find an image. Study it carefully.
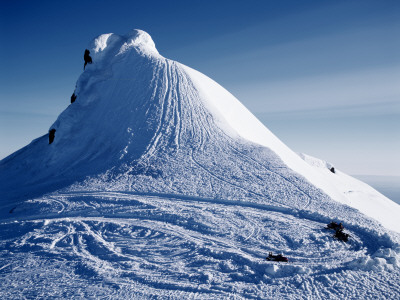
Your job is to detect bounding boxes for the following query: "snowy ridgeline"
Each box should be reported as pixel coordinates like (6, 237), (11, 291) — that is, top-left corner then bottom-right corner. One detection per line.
(0, 30), (400, 298)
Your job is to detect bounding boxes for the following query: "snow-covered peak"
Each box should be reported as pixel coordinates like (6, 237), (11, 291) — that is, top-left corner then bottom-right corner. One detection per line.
(92, 33), (114, 53)
(87, 29), (159, 65)
(1, 29), (399, 237)
(120, 29), (158, 55)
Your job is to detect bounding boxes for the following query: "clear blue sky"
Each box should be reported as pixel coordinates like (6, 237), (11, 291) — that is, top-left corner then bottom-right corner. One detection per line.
(1, 0), (399, 176)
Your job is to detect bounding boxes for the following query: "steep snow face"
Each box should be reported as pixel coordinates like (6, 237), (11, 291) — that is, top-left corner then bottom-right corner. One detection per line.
(0, 30), (164, 200)
(1, 29), (400, 299)
(182, 66), (348, 206)
(181, 65), (400, 233)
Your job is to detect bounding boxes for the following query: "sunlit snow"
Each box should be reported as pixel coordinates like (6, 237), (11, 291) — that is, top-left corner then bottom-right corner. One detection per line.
(0, 29), (399, 299)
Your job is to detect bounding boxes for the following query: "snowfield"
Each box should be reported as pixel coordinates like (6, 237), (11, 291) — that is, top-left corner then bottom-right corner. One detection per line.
(1, 29), (399, 299)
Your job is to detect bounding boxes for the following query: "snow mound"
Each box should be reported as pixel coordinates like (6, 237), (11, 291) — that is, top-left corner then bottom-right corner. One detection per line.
(265, 264), (310, 277)
(89, 29), (159, 60)
(299, 153), (334, 170)
(349, 246), (400, 272)
(120, 29), (159, 55)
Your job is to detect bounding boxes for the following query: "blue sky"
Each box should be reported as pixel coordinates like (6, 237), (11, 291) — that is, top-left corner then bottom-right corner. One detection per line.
(1, 0), (399, 176)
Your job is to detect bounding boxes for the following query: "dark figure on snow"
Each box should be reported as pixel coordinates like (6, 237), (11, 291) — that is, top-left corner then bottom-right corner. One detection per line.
(326, 221), (344, 231)
(330, 167), (335, 174)
(334, 229), (349, 242)
(71, 93), (77, 104)
(49, 129), (56, 144)
(84, 49), (92, 70)
(266, 252), (289, 262)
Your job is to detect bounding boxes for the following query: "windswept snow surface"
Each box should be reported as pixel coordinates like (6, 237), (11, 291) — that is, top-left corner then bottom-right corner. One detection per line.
(1, 29), (400, 299)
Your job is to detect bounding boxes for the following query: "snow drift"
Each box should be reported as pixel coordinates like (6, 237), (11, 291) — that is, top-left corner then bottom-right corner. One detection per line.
(0, 29), (399, 299)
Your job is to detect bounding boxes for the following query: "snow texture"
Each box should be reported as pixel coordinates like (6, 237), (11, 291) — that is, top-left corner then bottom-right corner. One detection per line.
(0, 29), (399, 299)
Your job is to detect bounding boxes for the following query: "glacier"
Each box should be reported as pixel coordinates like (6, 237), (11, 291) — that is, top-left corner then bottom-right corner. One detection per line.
(0, 29), (399, 299)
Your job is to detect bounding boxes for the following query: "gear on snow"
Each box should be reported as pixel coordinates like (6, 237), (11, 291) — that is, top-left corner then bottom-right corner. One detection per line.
(326, 222), (350, 242)
(266, 252), (289, 262)
(334, 229), (350, 242)
(326, 221), (344, 231)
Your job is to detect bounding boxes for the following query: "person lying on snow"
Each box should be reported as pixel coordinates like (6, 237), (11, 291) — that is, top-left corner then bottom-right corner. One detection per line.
(266, 252), (289, 262)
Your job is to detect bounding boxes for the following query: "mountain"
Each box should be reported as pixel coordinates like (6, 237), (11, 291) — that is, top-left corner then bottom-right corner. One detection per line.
(0, 29), (399, 299)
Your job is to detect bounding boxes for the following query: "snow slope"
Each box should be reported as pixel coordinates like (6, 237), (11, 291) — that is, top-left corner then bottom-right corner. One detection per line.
(299, 153), (400, 233)
(0, 29), (399, 299)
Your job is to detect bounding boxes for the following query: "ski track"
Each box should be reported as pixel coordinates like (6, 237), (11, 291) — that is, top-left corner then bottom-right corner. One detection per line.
(1, 191), (399, 299)
(225, 143), (312, 210)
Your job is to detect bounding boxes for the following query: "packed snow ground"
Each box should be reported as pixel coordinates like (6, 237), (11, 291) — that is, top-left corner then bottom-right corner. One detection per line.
(1, 30), (399, 299)
(1, 191), (400, 299)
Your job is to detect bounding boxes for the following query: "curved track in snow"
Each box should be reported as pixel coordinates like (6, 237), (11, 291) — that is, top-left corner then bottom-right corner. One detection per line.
(1, 191), (399, 299)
